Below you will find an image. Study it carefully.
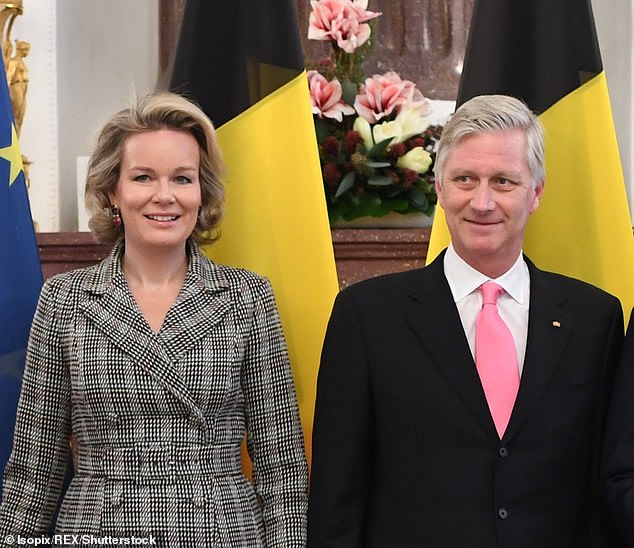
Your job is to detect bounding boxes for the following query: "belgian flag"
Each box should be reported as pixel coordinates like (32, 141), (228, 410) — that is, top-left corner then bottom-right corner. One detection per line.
(170, 0), (339, 464)
(427, 0), (634, 319)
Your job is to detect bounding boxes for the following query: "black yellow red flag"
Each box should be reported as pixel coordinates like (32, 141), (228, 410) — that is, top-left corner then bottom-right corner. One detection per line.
(428, 0), (634, 320)
(170, 0), (339, 463)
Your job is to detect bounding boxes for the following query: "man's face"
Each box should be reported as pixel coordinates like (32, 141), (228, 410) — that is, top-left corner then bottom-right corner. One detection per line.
(436, 129), (544, 277)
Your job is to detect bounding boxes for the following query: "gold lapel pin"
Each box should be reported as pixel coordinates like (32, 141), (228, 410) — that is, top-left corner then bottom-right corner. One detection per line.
(552, 321), (561, 328)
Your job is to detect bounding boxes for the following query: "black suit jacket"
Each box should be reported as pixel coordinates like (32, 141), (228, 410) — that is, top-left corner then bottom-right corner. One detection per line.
(308, 252), (623, 548)
(602, 309), (634, 546)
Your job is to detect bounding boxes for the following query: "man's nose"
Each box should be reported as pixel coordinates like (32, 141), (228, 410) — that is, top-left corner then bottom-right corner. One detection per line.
(470, 182), (494, 212)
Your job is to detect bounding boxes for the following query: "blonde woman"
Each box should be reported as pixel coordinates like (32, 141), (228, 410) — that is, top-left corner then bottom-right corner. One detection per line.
(0, 92), (308, 546)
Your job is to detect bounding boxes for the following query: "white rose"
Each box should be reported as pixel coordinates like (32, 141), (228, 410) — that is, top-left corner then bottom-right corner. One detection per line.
(372, 120), (403, 147)
(396, 147), (432, 173)
(395, 108), (429, 141)
(353, 116), (374, 150)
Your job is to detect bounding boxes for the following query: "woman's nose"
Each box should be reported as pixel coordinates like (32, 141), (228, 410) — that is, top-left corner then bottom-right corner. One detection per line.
(153, 179), (175, 203)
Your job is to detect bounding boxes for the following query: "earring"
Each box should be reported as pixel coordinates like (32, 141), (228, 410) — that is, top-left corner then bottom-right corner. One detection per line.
(111, 204), (121, 227)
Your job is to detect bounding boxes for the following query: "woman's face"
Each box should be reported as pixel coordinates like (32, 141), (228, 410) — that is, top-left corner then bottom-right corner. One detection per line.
(109, 129), (202, 254)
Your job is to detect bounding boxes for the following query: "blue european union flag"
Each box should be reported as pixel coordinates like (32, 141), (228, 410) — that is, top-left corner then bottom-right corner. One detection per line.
(0, 65), (42, 495)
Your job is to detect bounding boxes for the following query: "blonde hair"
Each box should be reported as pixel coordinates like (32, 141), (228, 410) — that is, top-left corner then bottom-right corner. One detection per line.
(85, 91), (225, 245)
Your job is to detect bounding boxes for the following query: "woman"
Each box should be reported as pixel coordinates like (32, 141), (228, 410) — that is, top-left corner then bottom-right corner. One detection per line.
(0, 92), (308, 546)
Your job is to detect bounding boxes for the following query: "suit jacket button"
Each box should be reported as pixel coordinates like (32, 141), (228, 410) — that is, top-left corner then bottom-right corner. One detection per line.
(498, 507), (509, 520)
(498, 447), (509, 458)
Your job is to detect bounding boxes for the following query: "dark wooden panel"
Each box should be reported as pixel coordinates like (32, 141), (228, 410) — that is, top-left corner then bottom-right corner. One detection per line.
(36, 232), (112, 280)
(36, 230), (431, 289)
(331, 228), (430, 288)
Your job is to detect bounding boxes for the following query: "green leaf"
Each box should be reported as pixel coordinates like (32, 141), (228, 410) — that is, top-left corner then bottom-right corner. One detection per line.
(342, 80), (358, 107)
(381, 198), (410, 212)
(367, 137), (393, 158)
(314, 118), (331, 144)
(327, 206), (342, 224)
(343, 192), (381, 220)
(367, 175), (393, 187)
(409, 187), (429, 210)
(334, 171), (356, 198)
(366, 161), (391, 168)
(414, 178), (434, 192)
(328, 193), (358, 222)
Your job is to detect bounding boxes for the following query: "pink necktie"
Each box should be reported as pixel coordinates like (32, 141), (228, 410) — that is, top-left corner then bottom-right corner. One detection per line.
(475, 281), (519, 438)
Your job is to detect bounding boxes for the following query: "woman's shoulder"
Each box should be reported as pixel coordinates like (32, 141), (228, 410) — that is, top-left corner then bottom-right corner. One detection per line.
(214, 262), (268, 284)
(191, 244), (268, 286)
(43, 262), (101, 291)
(209, 260), (271, 291)
(195, 253), (274, 300)
(40, 254), (115, 305)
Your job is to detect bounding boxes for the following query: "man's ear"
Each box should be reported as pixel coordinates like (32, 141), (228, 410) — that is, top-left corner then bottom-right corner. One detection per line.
(530, 180), (545, 213)
(435, 179), (444, 208)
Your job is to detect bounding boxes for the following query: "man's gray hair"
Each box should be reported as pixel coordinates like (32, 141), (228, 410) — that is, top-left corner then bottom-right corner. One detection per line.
(434, 95), (545, 189)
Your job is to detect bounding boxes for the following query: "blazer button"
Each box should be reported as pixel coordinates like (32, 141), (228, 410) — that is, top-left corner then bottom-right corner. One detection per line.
(498, 507), (509, 520)
(498, 447), (509, 458)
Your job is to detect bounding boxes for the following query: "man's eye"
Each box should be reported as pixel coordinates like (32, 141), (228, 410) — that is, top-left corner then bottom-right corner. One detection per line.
(494, 177), (518, 190)
(454, 175), (475, 186)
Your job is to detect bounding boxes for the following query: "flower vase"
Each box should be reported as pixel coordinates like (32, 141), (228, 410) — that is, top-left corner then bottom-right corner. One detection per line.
(331, 210), (434, 229)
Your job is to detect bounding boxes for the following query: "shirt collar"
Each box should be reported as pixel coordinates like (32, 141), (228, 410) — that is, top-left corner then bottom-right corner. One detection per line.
(443, 244), (529, 304)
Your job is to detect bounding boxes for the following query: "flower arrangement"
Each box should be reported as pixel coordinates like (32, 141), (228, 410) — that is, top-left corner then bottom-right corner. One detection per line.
(307, 0), (442, 224)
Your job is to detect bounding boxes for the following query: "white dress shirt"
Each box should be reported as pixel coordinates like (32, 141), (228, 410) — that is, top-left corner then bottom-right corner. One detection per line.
(443, 244), (530, 375)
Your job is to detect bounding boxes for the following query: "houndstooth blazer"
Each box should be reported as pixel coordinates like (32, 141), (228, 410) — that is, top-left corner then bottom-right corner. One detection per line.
(0, 242), (308, 547)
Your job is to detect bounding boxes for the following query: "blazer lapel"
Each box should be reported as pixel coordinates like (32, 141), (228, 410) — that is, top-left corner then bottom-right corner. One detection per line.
(159, 247), (233, 365)
(78, 244), (231, 423)
(404, 253), (499, 442)
(502, 259), (573, 442)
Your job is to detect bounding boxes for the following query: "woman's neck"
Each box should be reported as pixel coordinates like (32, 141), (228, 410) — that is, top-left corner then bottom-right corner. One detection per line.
(120, 241), (189, 290)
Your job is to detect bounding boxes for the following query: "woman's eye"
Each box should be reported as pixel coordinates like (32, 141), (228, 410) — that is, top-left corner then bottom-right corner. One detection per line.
(134, 174), (150, 182)
(175, 176), (192, 184)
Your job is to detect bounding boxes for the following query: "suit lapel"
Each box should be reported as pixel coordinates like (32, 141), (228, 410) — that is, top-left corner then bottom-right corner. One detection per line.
(404, 254), (499, 442)
(404, 254), (574, 444)
(502, 260), (573, 442)
(78, 243), (232, 422)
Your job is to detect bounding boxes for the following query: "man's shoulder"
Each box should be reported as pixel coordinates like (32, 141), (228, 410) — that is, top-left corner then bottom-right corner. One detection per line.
(530, 263), (620, 307)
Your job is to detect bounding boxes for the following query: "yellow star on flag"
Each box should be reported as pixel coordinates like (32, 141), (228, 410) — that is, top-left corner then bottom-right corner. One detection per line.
(0, 123), (23, 186)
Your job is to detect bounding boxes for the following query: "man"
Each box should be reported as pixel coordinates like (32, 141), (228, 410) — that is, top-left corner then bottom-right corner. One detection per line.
(307, 95), (623, 547)
(602, 312), (634, 546)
